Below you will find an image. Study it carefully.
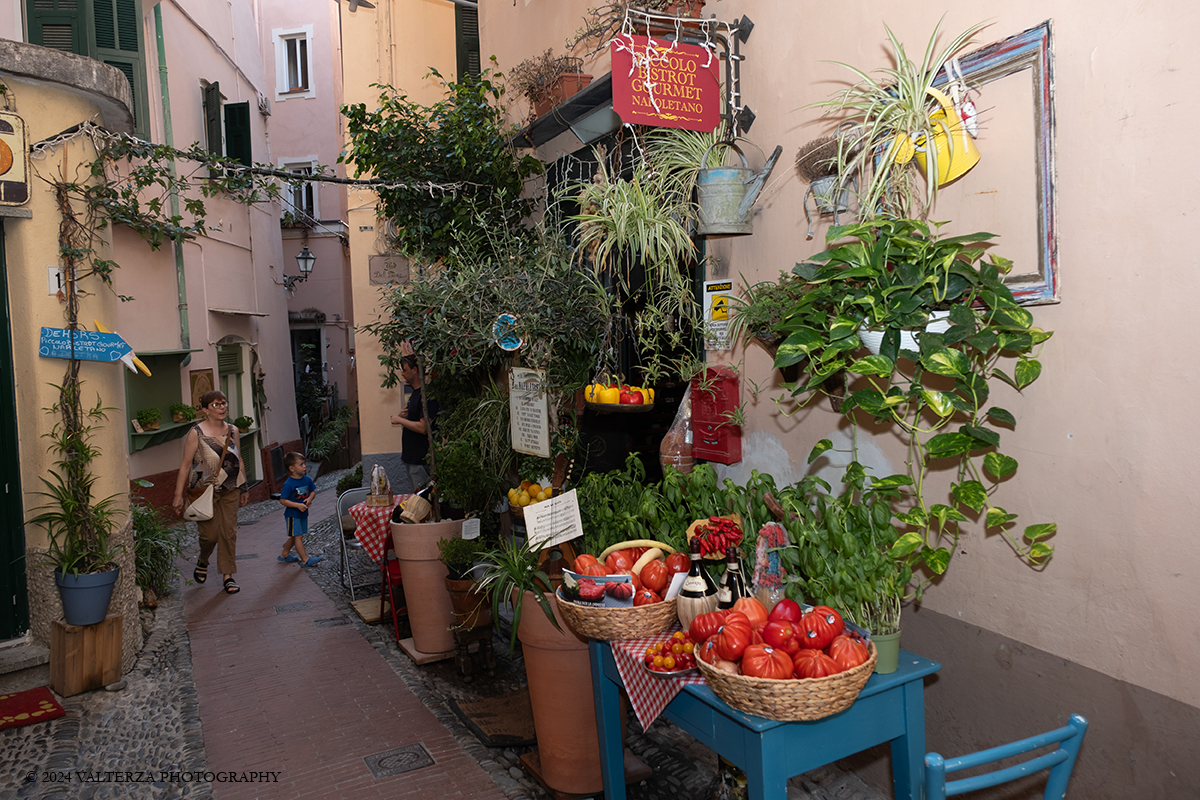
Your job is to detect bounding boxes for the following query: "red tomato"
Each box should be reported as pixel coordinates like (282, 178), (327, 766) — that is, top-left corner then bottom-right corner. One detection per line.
(633, 589), (661, 606)
(697, 637), (721, 665)
(628, 547), (647, 562)
(640, 559), (669, 593)
(767, 598), (802, 623)
(573, 554), (600, 573)
(714, 611), (753, 662)
(731, 596), (769, 630)
(740, 644), (794, 679)
(798, 606), (845, 650)
(688, 610), (728, 645)
(582, 562), (609, 577)
(761, 620), (800, 654)
(793, 650), (842, 679)
(605, 550), (633, 572)
(827, 634), (871, 671)
(605, 581), (634, 600)
(664, 552), (689, 575)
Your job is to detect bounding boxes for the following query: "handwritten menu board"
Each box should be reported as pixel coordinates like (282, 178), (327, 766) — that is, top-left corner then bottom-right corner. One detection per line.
(509, 367), (549, 458)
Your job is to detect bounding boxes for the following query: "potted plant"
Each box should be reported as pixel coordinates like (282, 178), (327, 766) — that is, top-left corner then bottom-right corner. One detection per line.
(32, 388), (124, 626)
(771, 218), (1057, 598)
(507, 49), (592, 118)
(135, 407), (161, 431)
(437, 535), (491, 629)
(810, 20), (986, 220)
(775, 447), (912, 672)
(169, 402), (196, 424)
(232, 415), (253, 432)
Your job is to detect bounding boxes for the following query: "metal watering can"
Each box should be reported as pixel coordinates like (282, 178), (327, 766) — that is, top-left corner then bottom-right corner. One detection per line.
(696, 139), (784, 236)
(912, 86), (980, 186)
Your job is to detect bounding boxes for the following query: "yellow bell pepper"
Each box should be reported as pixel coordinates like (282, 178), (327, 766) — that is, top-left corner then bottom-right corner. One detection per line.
(584, 383), (601, 403)
(598, 385), (621, 404)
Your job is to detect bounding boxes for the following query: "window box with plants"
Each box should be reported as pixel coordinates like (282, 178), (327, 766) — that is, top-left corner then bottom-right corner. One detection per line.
(169, 403), (196, 424)
(232, 415), (253, 433)
(135, 407), (161, 431)
(508, 49), (592, 119)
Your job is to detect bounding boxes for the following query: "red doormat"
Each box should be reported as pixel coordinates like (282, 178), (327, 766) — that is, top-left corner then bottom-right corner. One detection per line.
(0, 686), (66, 731)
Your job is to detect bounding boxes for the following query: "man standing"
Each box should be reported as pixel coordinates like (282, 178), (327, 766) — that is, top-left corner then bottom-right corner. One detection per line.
(389, 355), (438, 493)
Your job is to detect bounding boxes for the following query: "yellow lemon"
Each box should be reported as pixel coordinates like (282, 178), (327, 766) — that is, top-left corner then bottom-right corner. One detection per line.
(518, 492), (531, 506)
(544, 487), (555, 498)
(535, 490), (547, 502)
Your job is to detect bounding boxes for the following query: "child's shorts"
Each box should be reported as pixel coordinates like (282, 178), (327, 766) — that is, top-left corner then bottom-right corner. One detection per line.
(286, 516), (309, 538)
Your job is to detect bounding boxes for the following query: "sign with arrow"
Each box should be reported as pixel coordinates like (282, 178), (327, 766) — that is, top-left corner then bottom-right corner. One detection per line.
(39, 327), (132, 364)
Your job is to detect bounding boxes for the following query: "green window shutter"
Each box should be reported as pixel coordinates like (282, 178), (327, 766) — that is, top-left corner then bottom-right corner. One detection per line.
(217, 345), (243, 376)
(204, 82), (222, 157)
(92, 0), (138, 51)
(27, 0), (86, 56)
(455, 5), (480, 81)
(223, 102), (252, 167)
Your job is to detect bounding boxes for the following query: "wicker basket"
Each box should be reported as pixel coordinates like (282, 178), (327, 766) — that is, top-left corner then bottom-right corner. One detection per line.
(555, 588), (678, 640)
(695, 641), (877, 721)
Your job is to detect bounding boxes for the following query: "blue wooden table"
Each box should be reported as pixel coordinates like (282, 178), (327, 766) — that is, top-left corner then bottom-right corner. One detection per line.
(589, 641), (941, 800)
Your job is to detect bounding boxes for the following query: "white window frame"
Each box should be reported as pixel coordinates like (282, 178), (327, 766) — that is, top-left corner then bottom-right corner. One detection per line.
(272, 26), (316, 100)
(280, 158), (320, 223)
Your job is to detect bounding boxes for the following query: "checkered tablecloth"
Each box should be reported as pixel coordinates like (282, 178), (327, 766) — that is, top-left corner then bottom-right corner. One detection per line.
(610, 625), (707, 730)
(349, 495), (409, 563)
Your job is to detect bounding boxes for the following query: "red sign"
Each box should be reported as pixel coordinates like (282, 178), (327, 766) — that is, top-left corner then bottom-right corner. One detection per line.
(611, 35), (720, 132)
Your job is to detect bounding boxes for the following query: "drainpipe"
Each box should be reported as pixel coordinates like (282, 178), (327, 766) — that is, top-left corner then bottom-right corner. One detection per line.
(155, 4), (192, 364)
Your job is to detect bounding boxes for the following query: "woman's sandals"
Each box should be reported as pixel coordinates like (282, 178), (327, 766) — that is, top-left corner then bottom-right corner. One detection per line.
(222, 577), (240, 594)
(193, 564), (208, 584)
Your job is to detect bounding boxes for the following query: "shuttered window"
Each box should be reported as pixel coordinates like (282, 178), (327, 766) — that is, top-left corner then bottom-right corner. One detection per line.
(26, 0), (149, 139)
(455, 5), (480, 81)
(224, 102), (252, 166)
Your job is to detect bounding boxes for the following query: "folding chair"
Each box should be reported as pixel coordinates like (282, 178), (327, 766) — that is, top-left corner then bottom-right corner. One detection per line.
(924, 714), (1088, 799)
(379, 530), (407, 643)
(336, 487), (370, 600)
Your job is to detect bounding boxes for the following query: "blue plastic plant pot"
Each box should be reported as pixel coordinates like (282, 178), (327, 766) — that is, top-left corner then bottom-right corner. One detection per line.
(54, 565), (120, 627)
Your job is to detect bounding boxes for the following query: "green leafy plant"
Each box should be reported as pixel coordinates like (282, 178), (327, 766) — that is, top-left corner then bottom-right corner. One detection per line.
(437, 536), (489, 580)
(772, 219), (1056, 592)
(131, 497), (184, 598)
(232, 415), (253, 430)
(810, 19), (986, 219)
(31, 388), (123, 576)
(336, 463), (364, 496)
(135, 407), (161, 426)
(306, 405), (353, 461)
(476, 534), (560, 653)
(340, 66), (543, 265)
(169, 402), (196, 421)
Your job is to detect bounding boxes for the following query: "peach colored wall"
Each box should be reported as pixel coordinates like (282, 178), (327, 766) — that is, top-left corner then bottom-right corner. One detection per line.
(342, 0), (456, 462)
(483, 0), (1200, 712)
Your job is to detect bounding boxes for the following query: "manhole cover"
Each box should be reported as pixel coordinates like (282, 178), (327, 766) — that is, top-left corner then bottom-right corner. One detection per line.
(274, 601), (312, 613)
(363, 743), (434, 779)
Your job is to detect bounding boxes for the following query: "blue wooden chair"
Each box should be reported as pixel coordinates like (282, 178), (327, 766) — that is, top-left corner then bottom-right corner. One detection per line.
(924, 714), (1088, 799)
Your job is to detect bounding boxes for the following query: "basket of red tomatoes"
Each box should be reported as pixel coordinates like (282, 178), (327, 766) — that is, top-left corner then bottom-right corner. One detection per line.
(554, 540), (689, 641)
(691, 599), (877, 721)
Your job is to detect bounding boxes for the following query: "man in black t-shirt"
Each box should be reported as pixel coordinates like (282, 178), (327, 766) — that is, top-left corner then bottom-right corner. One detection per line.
(389, 355), (439, 493)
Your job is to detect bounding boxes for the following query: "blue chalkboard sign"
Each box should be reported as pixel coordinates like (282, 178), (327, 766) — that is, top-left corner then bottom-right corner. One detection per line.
(39, 327), (132, 363)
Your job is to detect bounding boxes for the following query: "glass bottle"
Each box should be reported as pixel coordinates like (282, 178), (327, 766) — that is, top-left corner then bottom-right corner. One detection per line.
(716, 546), (747, 609)
(677, 537), (718, 632)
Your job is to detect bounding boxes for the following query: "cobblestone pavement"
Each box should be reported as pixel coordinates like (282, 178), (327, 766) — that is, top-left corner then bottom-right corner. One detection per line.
(2, 468), (888, 800)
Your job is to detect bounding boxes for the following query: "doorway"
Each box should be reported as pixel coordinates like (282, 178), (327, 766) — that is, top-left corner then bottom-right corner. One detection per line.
(0, 220), (30, 639)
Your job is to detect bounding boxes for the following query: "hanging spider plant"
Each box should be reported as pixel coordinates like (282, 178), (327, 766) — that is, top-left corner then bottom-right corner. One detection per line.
(810, 19), (987, 220)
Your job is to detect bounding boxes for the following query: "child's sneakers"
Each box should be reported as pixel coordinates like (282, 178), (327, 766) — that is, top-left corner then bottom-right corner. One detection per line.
(278, 555), (300, 563)
(300, 556), (322, 567)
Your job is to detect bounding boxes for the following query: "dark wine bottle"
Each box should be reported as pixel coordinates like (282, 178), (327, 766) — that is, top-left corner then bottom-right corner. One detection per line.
(716, 546), (748, 609)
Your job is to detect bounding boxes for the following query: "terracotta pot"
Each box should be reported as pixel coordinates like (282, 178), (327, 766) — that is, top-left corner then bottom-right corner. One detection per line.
(391, 519), (463, 654)
(532, 73), (593, 117)
(518, 591), (603, 795)
(444, 576), (492, 629)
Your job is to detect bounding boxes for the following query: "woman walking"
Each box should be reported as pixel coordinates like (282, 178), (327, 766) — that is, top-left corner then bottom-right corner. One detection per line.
(172, 390), (249, 594)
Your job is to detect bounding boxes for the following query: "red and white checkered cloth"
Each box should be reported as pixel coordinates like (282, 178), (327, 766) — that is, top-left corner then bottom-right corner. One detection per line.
(610, 625), (707, 730)
(349, 495), (409, 563)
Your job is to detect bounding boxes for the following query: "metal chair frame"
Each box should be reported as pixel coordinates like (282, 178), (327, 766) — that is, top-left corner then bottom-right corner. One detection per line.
(924, 714), (1088, 800)
(379, 531), (406, 643)
(335, 487), (370, 600)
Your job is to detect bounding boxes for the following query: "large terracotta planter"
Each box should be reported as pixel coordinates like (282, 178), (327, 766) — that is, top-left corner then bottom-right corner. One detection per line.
(532, 73), (593, 117)
(391, 519), (462, 654)
(518, 591), (603, 795)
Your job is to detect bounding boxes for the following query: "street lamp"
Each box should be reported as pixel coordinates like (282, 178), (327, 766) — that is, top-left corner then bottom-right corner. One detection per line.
(283, 245), (316, 291)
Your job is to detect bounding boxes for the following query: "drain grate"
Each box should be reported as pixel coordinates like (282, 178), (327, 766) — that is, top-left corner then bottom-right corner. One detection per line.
(274, 601), (312, 613)
(363, 743), (434, 779)
(313, 616), (349, 628)
(235, 553), (259, 560)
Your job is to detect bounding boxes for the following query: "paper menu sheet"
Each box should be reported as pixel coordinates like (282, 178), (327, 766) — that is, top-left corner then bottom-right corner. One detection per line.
(524, 489), (584, 551)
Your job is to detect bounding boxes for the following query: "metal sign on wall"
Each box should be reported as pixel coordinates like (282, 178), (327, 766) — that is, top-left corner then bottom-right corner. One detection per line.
(611, 36), (720, 132)
(0, 111), (29, 206)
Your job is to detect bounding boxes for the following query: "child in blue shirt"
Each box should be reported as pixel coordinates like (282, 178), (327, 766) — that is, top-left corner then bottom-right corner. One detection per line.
(278, 453), (321, 567)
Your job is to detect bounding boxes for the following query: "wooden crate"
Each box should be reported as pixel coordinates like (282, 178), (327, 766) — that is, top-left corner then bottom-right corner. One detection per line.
(49, 615), (123, 697)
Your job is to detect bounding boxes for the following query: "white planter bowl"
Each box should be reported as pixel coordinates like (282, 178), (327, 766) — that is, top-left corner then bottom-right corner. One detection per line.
(858, 310), (951, 356)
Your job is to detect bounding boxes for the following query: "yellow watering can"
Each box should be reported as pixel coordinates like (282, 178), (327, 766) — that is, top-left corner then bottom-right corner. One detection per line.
(912, 86), (980, 186)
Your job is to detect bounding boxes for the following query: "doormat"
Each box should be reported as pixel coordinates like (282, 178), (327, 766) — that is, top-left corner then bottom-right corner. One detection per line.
(449, 687), (537, 747)
(0, 686), (65, 731)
